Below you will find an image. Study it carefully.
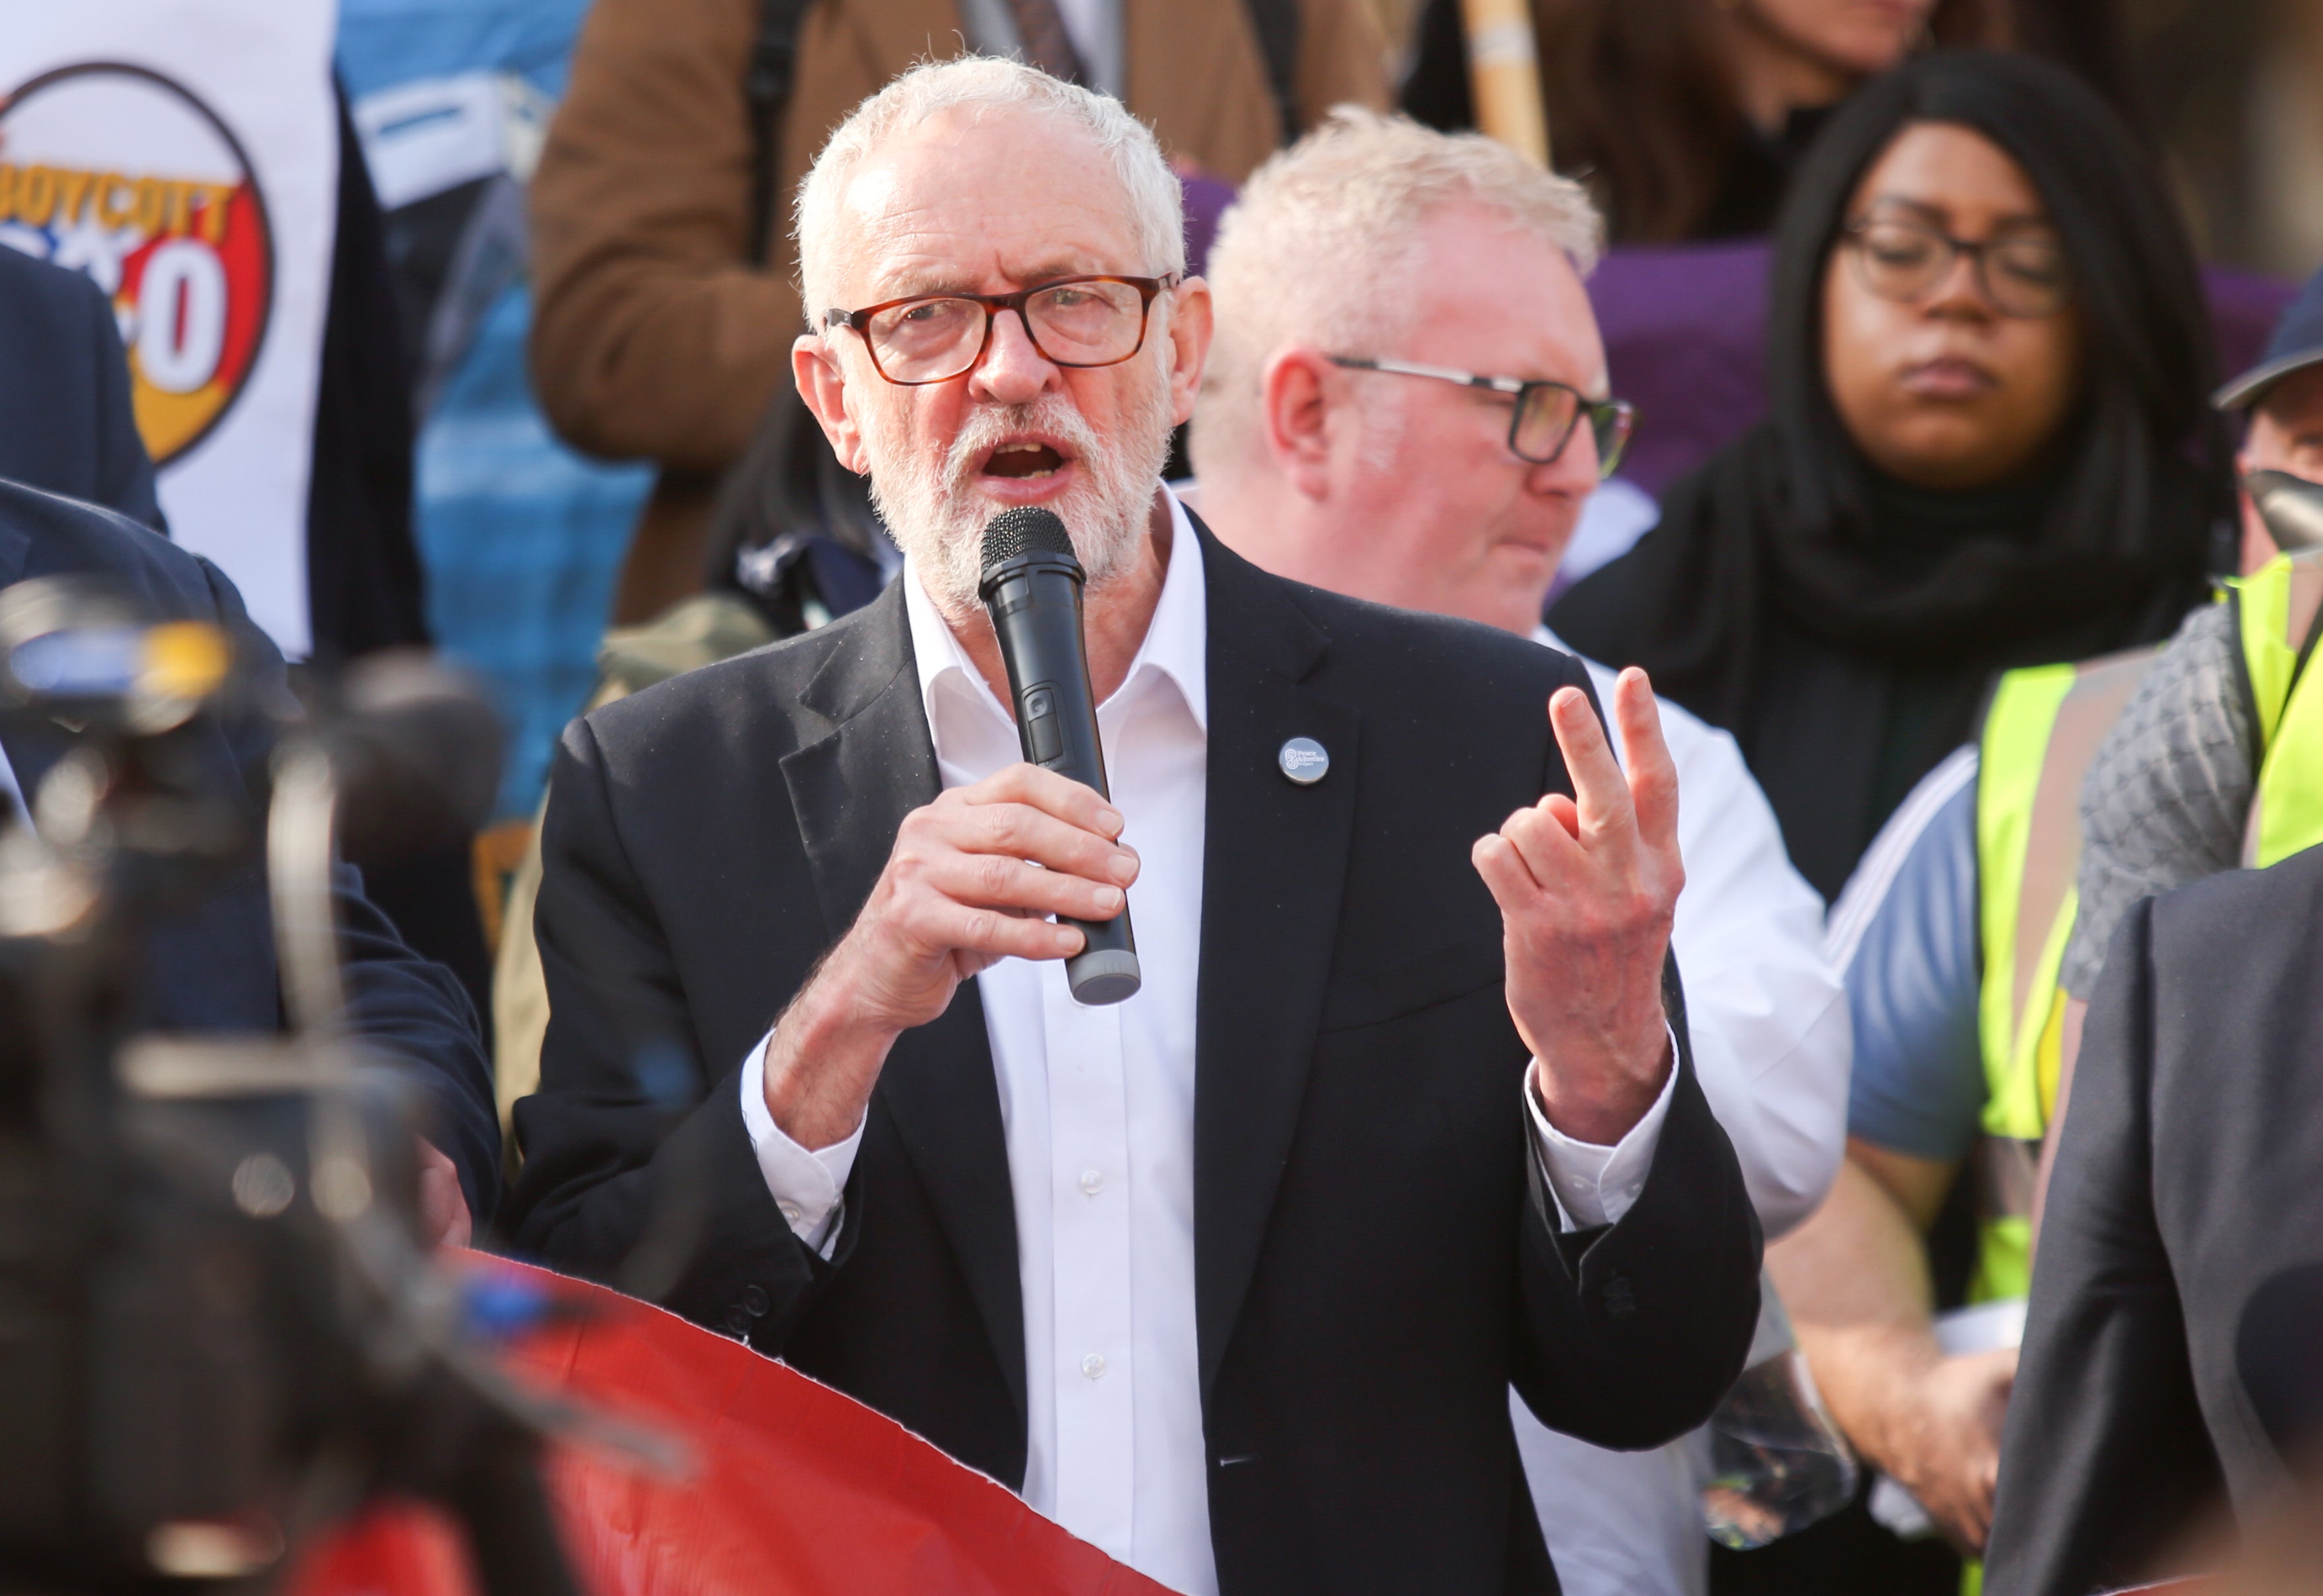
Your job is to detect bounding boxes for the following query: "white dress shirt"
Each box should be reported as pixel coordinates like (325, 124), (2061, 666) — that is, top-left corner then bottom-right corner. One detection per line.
(736, 491), (1676, 1595)
(1514, 627), (1850, 1596)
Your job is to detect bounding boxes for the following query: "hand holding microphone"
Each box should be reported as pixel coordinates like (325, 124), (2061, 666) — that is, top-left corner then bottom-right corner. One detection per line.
(976, 506), (1141, 1004)
(761, 507), (1139, 1151)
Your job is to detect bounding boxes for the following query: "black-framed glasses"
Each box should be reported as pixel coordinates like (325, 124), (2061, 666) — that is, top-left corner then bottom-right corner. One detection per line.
(824, 274), (1179, 385)
(1841, 214), (2074, 319)
(1328, 355), (1635, 477)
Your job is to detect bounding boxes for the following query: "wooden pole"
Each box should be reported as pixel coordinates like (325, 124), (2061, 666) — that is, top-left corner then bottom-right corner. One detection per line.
(1457, 0), (1550, 168)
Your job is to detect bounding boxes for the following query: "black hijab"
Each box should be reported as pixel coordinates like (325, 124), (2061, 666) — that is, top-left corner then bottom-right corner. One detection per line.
(1551, 52), (2227, 898)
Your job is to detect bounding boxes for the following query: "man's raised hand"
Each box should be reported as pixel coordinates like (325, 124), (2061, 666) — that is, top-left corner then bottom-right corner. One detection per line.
(1471, 667), (1683, 1146)
(764, 763), (1138, 1150)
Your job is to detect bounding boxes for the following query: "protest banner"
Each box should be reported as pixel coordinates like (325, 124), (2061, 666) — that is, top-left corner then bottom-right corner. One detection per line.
(0, 2), (338, 654)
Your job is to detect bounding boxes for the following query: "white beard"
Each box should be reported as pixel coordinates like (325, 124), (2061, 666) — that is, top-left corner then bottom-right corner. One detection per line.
(857, 357), (1177, 616)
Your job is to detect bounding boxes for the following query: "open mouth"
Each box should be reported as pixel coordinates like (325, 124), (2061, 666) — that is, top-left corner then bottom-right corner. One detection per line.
(982, 440), (1069, 479)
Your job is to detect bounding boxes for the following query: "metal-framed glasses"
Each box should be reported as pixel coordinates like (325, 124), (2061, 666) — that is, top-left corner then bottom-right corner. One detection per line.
(1328, 356), (1636, 477)
(1841, 214), (2075, 319)
(824, 274), (1179, 385)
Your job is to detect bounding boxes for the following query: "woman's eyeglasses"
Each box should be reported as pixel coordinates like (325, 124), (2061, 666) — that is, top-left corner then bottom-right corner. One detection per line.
(1841, 216), (2075, 319)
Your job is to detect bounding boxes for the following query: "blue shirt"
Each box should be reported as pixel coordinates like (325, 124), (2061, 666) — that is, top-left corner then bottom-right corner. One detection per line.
(1825, 746), (1987, 1164)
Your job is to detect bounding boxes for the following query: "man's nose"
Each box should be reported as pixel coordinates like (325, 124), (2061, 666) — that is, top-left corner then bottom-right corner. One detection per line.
(970, 306), (1061, 405)
(1527, 426), (1600, 499)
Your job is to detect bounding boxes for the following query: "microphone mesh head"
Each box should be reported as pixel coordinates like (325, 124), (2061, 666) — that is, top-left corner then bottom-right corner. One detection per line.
(981, 506), (1076, 568)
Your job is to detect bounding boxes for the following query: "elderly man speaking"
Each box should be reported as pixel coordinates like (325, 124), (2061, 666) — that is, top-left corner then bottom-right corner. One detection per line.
(505, 59), (1759, 1596)
(1189, 112), (1847, 1596)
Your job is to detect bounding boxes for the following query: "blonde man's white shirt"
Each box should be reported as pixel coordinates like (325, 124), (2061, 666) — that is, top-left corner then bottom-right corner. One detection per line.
(1523, 625), (1849, 1596)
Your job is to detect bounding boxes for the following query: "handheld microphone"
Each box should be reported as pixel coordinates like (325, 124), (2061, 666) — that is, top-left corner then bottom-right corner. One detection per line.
(978, 506), (1140, 1005)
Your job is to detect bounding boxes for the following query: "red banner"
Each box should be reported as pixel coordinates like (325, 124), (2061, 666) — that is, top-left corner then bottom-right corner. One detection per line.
(289, 1254), (1182, 1596)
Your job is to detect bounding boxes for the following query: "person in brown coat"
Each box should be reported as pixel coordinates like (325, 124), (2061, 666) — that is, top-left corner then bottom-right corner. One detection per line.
(529, 0), (1390, 621)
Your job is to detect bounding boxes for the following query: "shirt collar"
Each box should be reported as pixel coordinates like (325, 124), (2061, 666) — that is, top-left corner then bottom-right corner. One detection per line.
(901, 487), (1209, 744)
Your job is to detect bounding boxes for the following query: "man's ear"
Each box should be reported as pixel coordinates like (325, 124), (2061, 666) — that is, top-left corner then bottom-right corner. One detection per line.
(793, 333), (871, 474)
(1262, 346), (1338, 500)
(1166, 276), (1214, 427)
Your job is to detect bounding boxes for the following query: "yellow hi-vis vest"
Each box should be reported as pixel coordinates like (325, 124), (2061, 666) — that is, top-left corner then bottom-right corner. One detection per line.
(1968, 547), (2323, 1305)
(2231, 549), (2323, 868)
(1971, 648), (2163, 1304)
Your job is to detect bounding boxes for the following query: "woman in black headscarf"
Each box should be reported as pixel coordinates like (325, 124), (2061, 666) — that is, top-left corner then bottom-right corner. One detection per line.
(1549, 50), (2227, 899)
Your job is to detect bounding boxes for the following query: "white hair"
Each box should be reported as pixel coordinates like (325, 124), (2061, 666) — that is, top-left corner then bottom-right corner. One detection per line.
(793, 55), (1187, 324)
(1191, 108), (1605, 482)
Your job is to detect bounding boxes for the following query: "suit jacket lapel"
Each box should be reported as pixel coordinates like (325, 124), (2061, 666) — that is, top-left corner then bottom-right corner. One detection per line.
(1189, 522), (1361, 1401)
(777, 583), (1026, 1426)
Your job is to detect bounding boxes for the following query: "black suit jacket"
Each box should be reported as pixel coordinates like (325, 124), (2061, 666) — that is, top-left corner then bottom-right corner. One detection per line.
(0, 247), (164, 528)
(0, 476), (500, 1219)
(1986, 844), (2323, 1595)
(505, 524), (1761, 1594)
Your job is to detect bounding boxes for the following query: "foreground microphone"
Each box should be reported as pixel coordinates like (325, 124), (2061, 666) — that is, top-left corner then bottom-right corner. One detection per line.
(978, 506), (1140, 1004)
(329, 649), (507, 861)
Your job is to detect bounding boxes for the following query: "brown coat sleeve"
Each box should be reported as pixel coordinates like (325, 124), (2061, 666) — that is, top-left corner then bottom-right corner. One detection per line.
(526, 0), (964, 468)
(1291, 0), (1395, 135)
(1124, 0), (1389, 184)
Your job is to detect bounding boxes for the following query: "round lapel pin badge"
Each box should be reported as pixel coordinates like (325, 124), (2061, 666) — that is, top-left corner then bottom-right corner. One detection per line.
(1278, 737), (1329, 785)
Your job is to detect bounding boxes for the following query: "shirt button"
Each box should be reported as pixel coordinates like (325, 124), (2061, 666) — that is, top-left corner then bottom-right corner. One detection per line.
(778, 1200), (802, 1225)
(1081, 1353), (1107, 1380)
(1079, 1168), (1104, 1196)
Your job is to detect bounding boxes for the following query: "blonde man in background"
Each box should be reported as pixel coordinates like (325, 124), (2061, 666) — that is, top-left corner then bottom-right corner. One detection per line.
(1191, 110), (1849, 1596)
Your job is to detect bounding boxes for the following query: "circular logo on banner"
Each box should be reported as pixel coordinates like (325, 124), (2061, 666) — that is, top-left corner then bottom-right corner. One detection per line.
(0, 63), (274, 466)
